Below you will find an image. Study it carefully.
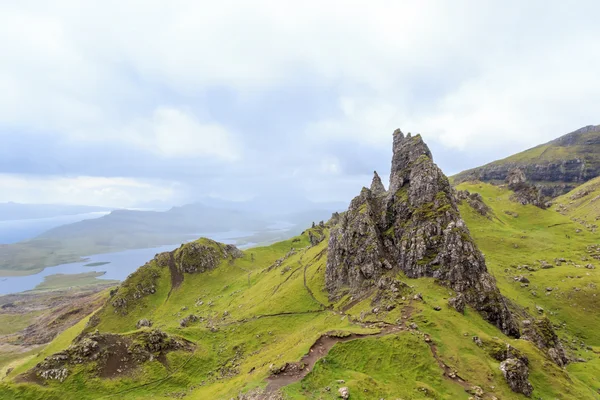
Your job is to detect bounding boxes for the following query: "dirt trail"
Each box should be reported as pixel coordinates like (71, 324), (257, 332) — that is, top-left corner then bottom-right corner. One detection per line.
(265, 325), (402, 393)
(264, 300), (476, 395)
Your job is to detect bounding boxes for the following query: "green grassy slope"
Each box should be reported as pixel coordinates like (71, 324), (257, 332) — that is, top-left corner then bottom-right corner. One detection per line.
(453, 125), (600, 196)
(1, 208), (599, 399)
(553, 175), (600, 228)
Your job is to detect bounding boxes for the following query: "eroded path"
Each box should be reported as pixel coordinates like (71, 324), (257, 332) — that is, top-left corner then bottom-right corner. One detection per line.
(265, 325), (402, 393)
(264, 300), (476, 396)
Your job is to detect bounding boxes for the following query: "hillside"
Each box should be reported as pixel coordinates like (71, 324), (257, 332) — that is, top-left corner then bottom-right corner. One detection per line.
(0, 131), (599, 399)
(553, 176), (600, 230)
(454, 125), (600, 197)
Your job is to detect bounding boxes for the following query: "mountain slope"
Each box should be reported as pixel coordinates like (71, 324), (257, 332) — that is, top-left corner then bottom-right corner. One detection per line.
(1, 131), (600, 399)
(553, 175), (600, 229)
(454, 125), (600, 197)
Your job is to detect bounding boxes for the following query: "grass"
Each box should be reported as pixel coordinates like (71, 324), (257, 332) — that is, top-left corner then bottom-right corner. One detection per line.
(0, 312), (42, 335)
(31, 272), (118, 292)
(2, 190), (600, 399)
(284, 333), (466, 399)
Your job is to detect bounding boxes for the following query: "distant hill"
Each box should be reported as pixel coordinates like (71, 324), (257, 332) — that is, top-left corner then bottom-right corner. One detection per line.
(453, 125), (600, 197)
(0, 203), (112, 221)
(0, 200), (342, 275)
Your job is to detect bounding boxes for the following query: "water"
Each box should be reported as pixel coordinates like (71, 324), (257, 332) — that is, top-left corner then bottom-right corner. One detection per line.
(0, 212), (110, 244)
(0, 230), (263, 295)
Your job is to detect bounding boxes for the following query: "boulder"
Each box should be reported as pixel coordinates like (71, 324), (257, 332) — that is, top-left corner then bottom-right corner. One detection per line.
(500, 358), (533, 397)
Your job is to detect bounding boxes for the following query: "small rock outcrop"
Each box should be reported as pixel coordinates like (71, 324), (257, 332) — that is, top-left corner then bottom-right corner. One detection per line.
(521, 317), (568, 366)
(506, 168), (546, 208)
(136, 319), (153, 329)
(500, 358), (533, 397)
(370, 171), (386, 195)
(21, 329), (193, 383)
(326, 129), (519, 337)
(456, 190), (492, 218)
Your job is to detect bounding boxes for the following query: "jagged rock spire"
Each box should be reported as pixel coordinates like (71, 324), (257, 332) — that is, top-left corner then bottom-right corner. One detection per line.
(389, 129), (433, 195)
(370, 171), (386, 195)
(326, 129), (520, 337)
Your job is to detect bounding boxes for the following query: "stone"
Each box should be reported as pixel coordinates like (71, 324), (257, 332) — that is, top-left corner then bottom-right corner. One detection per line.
(338, 387), (349, 399)
(500, 358), (533, 396)
(448, 294), (466, 313)
(326, 129), (519, 337)
(136, 319), (153, 329)
(514, 275), (530, 283)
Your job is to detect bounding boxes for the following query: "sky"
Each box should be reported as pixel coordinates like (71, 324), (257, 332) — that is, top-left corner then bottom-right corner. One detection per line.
(0, 1), (599, 208)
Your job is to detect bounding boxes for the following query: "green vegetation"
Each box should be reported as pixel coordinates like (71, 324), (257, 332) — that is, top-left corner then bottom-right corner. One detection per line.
(0, 312), (42, 335)
(83, 262), (110, 267)
(31, 272), (118, 292)
(554, 175), (600, 225)
(1, 187), (600, 399)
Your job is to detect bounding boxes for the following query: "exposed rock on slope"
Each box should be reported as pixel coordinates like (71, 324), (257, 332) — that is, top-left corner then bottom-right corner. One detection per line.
(456, 189), (492, 218)
(21, 329), (193, 383)
(454, 125), (600, 197)
(326, 129), (519, 336)
(505, 168), (546, 208)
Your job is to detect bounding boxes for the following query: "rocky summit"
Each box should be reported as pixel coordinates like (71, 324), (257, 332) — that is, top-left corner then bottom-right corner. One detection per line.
(327, 129), (519, 336)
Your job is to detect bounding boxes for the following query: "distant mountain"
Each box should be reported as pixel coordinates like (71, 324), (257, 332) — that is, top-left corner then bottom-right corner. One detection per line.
(0, 202), (112, 221)
(0, 199), (342, 274)
(453, 125), (600, 197)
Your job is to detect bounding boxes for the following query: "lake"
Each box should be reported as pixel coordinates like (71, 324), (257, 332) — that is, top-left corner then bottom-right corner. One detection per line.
(0, 230), (260, 295)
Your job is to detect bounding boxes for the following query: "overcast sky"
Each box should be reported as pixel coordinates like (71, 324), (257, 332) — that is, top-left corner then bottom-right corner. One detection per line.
(1, 1), (598, 208)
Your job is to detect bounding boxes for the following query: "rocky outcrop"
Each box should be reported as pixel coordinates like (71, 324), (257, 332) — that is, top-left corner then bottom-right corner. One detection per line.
(174, 240), (243, 274)
(473, 336), (533, 396)
(500, 358), (533, 397)
(521, 318), (568, 367)
(506, 168), (546, 208)
(326, 129), (519, 337)
(454, 125), (600, 197)
(109, 239), (243, 315)
(22, 329), (193, 382)
(456, 190), (492, 218)
(370, 171), (386, 195)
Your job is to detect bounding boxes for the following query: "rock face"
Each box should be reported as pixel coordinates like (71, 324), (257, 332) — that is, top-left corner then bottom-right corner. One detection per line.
(326, 129), (519, 337)
(454, 125), (600, 197)
(505, 168), (546, 208)
(500, 358), (533, 397)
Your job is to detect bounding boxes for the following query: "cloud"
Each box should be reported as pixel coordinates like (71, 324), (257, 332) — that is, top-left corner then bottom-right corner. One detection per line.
(0, 1), (598, 206)
(0, 174), (178, 208)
